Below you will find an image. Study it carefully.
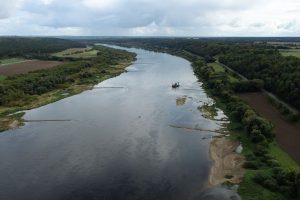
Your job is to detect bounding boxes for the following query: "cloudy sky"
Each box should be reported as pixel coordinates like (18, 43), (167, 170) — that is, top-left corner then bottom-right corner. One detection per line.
(0, 0), (299, 36)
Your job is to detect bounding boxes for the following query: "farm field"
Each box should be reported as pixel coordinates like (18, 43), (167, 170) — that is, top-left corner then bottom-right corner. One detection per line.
(279, 49), (300, 58)
(208, 62), (225, 73)
(239, 92), (300, 165)
(0, 60), (64, 75)
(52, 48), (98, 58)
(208, 62), (239, 83)
(0, 58), (28, 65)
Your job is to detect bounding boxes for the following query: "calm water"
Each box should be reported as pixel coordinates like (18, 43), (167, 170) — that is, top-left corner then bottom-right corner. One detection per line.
(0, 46), (232, 200)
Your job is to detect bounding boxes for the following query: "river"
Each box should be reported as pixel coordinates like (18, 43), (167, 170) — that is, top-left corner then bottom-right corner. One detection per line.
(0, 46), (237, 200)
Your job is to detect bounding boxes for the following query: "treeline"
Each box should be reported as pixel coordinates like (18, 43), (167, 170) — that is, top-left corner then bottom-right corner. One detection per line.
(0, 45), (135, 107)
(219, 46), (300, 110)
(94, 38), (300, 111)
(193, 59), (300, 200)
(0, 37), (84, 59)
(254, 168), (300, 199)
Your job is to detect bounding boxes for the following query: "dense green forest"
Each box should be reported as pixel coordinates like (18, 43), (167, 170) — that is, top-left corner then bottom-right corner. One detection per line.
(0, 37), (84, 59)
(219, 46), (300, 110)
(89, 38), (300, 111)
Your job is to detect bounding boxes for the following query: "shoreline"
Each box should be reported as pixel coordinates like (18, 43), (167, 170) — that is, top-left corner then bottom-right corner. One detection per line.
(208, 135), (245, 186)
(102, 44), (300, 199)
(0, 59), (134, 132)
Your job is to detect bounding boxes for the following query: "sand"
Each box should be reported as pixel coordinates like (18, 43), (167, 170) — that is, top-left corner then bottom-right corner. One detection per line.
(208, 136), (245, 186)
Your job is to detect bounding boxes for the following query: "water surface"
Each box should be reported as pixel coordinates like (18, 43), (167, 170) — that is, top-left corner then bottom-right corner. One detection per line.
(0, 46), (227, 200)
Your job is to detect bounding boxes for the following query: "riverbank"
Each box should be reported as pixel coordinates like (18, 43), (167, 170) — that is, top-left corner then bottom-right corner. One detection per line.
(0, 55), (135, 132)
(209, 136), (245, 186)
(77, 42), (300, 199)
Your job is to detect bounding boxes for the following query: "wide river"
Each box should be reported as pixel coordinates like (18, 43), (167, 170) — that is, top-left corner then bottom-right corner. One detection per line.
(0, 46), (232, 200)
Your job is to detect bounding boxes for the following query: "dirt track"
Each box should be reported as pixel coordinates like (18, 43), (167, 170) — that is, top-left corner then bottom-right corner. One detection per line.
(0, 60), (63, 75)
(239, 92), (300, 165)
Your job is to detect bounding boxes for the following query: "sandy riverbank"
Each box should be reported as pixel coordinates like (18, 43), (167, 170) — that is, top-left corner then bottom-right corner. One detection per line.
(208, 136), (245, 186)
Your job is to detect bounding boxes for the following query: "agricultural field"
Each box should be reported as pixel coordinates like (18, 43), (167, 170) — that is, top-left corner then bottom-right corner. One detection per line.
(52, 47), (98, 58)
(208, 62), (225, 73)
(279, 49), (300, 58)
(0, 58), (28, 65)
(208, 62), (239, 83)
(0, 60), (64, 75)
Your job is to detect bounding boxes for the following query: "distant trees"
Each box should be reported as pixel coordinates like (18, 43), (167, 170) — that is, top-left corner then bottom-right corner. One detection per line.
(219, 47), (300, 110)
(96, 38), (300, 110)
(233, 79), (264, 93)
(0, 37), (85, 59)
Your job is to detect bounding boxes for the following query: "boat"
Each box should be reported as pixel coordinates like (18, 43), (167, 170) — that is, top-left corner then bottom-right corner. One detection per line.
(172, 82), (180, 88)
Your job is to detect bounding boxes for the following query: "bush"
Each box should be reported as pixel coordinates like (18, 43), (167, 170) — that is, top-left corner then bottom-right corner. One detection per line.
(243, 161), (259, 169)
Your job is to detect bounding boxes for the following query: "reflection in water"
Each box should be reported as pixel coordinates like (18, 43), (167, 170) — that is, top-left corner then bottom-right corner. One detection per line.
(196, 186), (241, 200)
(0, 46), (232, 200)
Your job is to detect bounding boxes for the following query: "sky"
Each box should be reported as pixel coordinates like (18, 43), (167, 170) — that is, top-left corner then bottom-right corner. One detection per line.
(0, 0), (299, 36)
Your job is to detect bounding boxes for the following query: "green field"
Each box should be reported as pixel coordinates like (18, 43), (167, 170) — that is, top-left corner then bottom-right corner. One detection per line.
(0, 75), (6, 80)
(52, 48), (98, 58)
(269, 143), (300, 171)
(208, 62), (239, 83)
(0, 58), (27, 65)
(208, 62), (225, 73)
(280, 49), (300, 58)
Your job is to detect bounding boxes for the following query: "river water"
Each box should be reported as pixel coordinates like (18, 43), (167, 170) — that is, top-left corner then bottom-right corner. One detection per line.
(0, 46), (234, 200)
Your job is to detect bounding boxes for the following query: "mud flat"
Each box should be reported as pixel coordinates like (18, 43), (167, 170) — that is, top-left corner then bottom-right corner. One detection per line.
(0, 60), (64, 75)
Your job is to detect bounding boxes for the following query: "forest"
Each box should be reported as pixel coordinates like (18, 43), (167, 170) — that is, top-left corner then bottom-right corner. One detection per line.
(0, 37), (84, 59)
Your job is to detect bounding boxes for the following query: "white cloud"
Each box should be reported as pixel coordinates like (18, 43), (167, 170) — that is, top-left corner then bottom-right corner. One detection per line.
(0, 0), (21, 19)
(82, 0), (120, 10)
(0, 0), (299, 36)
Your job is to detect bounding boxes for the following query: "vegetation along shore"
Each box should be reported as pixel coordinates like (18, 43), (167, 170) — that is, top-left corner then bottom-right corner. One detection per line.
(0, 37), (136, 132)
(91, 37), (300, 200)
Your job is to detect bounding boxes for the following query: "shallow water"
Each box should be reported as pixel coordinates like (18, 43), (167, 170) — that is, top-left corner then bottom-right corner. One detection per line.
(0, 46), (231, 200)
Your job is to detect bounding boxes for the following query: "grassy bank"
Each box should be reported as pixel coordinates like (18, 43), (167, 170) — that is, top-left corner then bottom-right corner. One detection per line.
(0, 45), (136, 132)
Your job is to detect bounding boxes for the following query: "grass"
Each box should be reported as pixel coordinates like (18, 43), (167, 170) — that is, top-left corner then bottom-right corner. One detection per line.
(280, 49), (300, 58)
(208, 62), (239, 83)
(238, 170), (286, 200)
(0, 75), (6, 80)
(229, 119), (299, 200)
(0, 58), (27, 65)
(227, 121), (293, 200)
(228, 75), (239, 83)
(208, 62), (225, 73)
(52, 48), (98, 58)
(269, 144), (300, 171)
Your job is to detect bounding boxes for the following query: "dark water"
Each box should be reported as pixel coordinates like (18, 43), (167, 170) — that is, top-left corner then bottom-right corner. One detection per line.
(0, 46), (237, 200)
